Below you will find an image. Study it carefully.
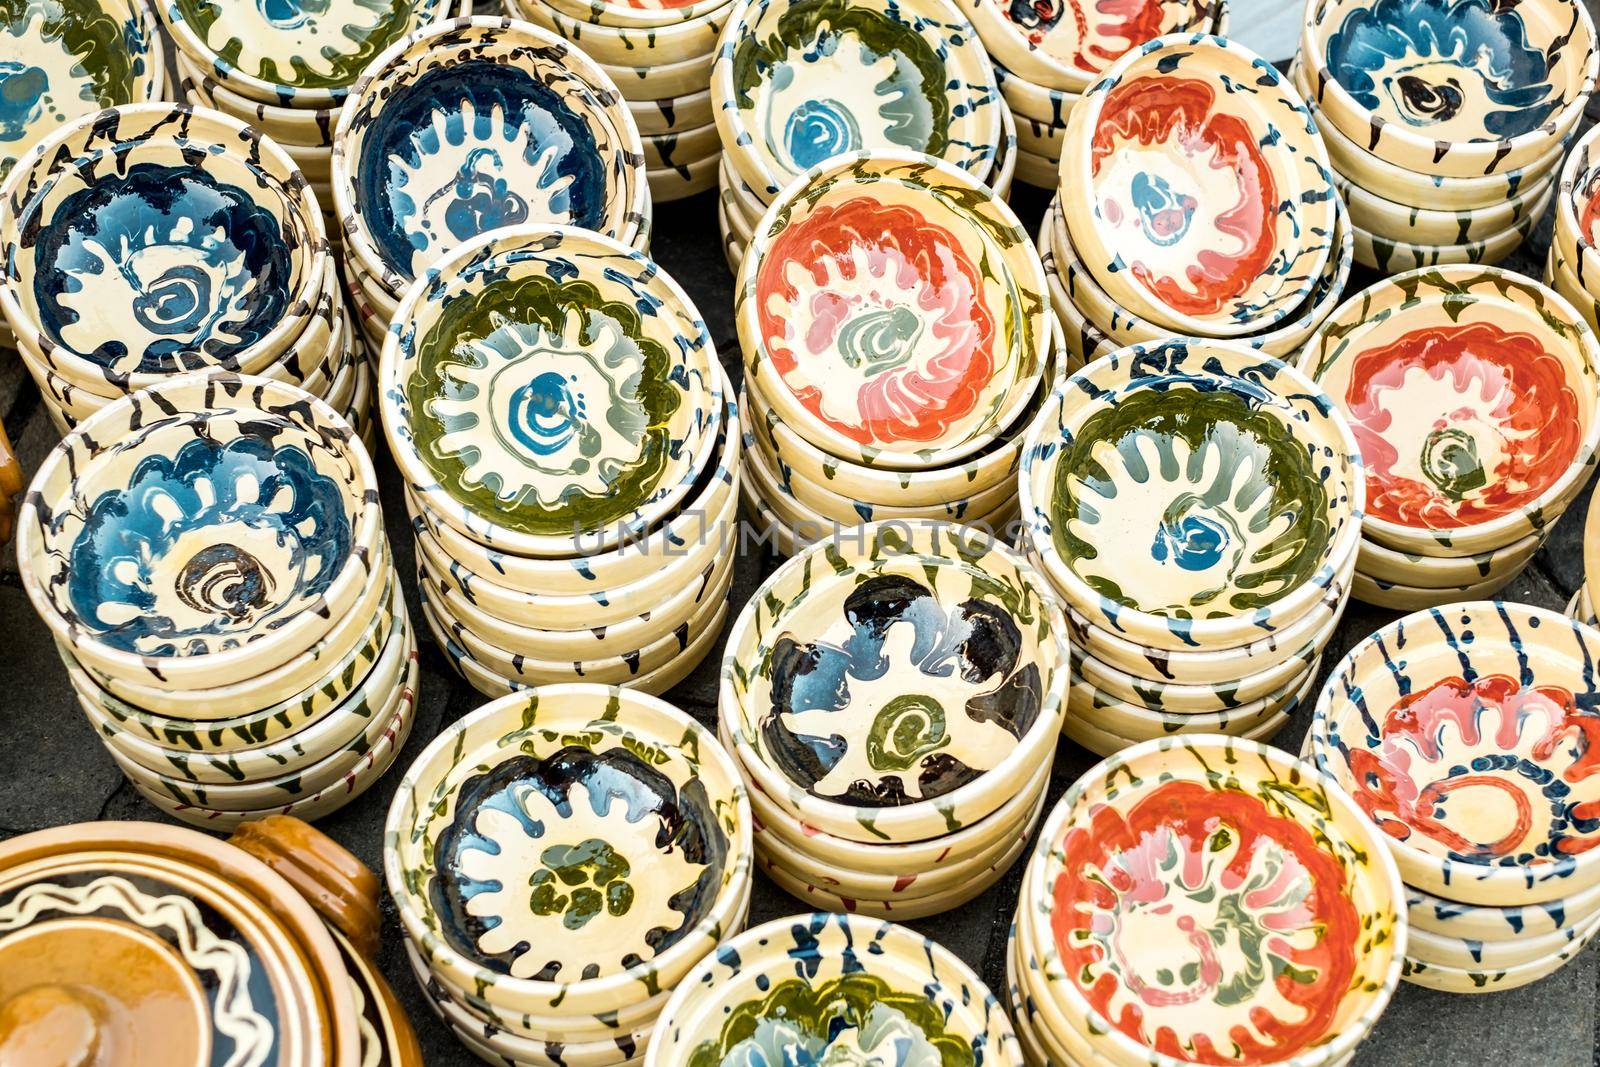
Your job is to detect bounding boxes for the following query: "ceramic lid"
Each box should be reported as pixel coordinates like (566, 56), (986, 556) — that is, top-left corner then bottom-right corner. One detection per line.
(0, 820), (360, 1067)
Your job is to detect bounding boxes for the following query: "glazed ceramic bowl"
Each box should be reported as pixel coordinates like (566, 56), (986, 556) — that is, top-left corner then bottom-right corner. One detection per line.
(0, 103), (328, 394)
(1351, 189), (1550, 272)
(1025, 735), (1406, 1067)
(736, 152), (1049, 471)
(1298, 265), (1600, 558)
(178, 53), (340, 146)
(1407, 910), (1595, 971)
(646, 913), (1018, 1067)
(0, 0), (166, 183)
(1351, 566), (1515, 611)
(599, 43), (715, 101)
(1020, 338), (1364, 653)
(1400, 911), (1600, 994)
(385, 684), (751, 1018)
(1547, 242), (1600, 335)
(1357, 527), (1544, 589)
(641, 120), (719, 170)
(1301, 0), (1597, 178)
(332, 17), (647, 304)
(380, 224), (721, 558)
(994, 57), (1078, 129)
(1338, 168), (1557, 246)
(1557, 120), (1600, 292)
(158, 0), (456, 108)
(1310, 602), (1600, 907)
(19, 372), (384, 693)
(646, 153), (719, 202)
(1407, 876), (1600, 944)
(511, 0), (727, 67)
(541, 0), (732, 29)
(629, 85), (714, 135)
(711, 0), (1001, 202)
(1057, 34), (1335, 337)
(720, 519), (1068, 843)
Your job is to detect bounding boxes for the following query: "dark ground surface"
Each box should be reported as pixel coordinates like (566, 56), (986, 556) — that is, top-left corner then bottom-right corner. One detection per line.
(4, 20), (1600, 1067)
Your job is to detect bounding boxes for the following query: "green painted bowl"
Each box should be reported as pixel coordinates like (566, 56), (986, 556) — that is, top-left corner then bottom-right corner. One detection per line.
(384, 683), (752, 1018)
(720, 518), (1068, 844)
(380, 224), (722, 558)
(1020, 338), (1365, 653)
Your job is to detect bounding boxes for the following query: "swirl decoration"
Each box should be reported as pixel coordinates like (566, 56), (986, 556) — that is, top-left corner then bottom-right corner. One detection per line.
(1341, 321), (1581, 529)
(1054, 780), (1359, 1063)
(1324, 0), (1557, 138)
(783, 99), (864, 169)
(761, 572), (1041, 806)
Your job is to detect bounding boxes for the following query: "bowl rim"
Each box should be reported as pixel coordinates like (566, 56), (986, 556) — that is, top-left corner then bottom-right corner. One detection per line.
(1309, 601), (1600, 901)
(382, 682), (753, 1010)
(1056, 32), (1336, 338)
(735, 149), (1049, 471)
(1296, 264), (1600, 551)
(1019, 338), (1367, 651)
(378, 222), (724, 559)
(522, 0), (734, 31)
(1025, 732), (1408, 1067)
(717, 517), (1070, 843)
(15, 370), (383, 687)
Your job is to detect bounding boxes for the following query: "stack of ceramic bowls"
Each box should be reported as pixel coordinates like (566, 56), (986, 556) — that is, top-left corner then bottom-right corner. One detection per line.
(718, 521), (1068, 918)
(1568, 489), (1600, 625)
(331, 16), (651, 355)
(713, 0), (1006, 271)
(1297, 265), (1600, 611)
(734, 153), (1050, 546)
(381, 225), (734, 698)
(166, 0), (464, 216)
(0, 103), (372, 443)
(502, 0), (729, 203)
(1019, 339), (1364, 757)
(16, 371), (414, 831)
(386, 684), (752, 1065)
(650, 913), (1021, 1065)
(1550, 122), (1600, 333)
(954, 0), (1227, 189)
(1048, 33), (1346, 372)
(1295, 0), (1597, 272)
(1310, 602), (1600, 994)
(1009, 735), (1406, 1064)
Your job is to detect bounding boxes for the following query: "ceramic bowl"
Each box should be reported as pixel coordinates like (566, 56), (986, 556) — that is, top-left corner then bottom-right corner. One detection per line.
(1310, 602), (1600, 907)
(1400, 909), (1600, 993)
(0, 0), (166, 183)
(380, 224), (722, 558)
(994, 57), (1077, 129)
(1351, 187), (1550, 272)
(1063, 700), (1290, 758)
(1057, 34), (1335, 337)
(19, 371), (383, 690)
(717, 151), (765, 228)
(157, 0), (455, 108)
(511, 0), (727, 67)
(385, 683), (751, 1017)
(0, 103), (328, 393)
(598, 43), (714, 101)
(1407, 910), (1597, 972)
(720, 519), (1069, 843)
(641, 120), (719, 170)
(1298, 265), (1600, 558)
(1407, 877), (1600, 944)
(646, 913), (1018, 1067)
(1548, 239), (1600, 336)
(1339, 168), (1557, 246)
(736, 152), (1049, 471)
(1013, 144), (1061, 191)
(1357, 529), (1544, 593)
(1025, 734), (1406, 1067)
(1351, 560), (1516, 609)
(711, 0), (1002, 203)
(1038, 240), (1118, 370)
(177, 52), (340, 147)
(646, 152), (719, 202)
(332, 17), (647, 304)
(1020, 338), (1364, 653)
(541, 0), (732, 29)
(1556, 119), (1600, 293)
(1301, 0), (1598, 178)
(629, 84), (713, 135)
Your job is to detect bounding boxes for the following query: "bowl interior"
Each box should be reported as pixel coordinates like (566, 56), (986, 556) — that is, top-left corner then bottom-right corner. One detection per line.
(8, 108), (316, 375)
(1035, 343), (1354, 627)
(990, 0), (1214, 83)
(1301, 268), (1597, 536)
(1037, 737), (1402, 1064)
(393, 688), (742, 986)
(1315, 603), (1600, 877)
(344, 26), (640, 284)
(721, 0), (1000, 191)
(388, 228), (716, 546)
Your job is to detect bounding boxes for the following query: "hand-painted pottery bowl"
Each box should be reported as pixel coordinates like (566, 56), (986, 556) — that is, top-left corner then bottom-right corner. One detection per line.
(0, 0), (166, 184)
(1338, 167), (1557, 246)
(511, 0), (728, 68)
(158, 0), (456, 108)
(646, 913), (1020, 1067)
(332, 17), (647, 301)
(1407, 908), (1596, 971)
(735, 152), (1049, 470)
(1301, 0), (1598, 178)
(640, 120), (719, 170)
(1038, 236), (1119, 370)
(1357, 526), (1544, 589)
(1407, 872), (1600, 944)
(540, 0), (731, 30)
(0, 103), (328, 393)
(1400, 908), (1600, 993)
(16, 371), (383, 690)
(957, 0), (1219, 93)
(720, 519), (1068, 844)
(1546, 241), (1600, 336)
(380, 224), (721, 557)
(647, 153), (719, 202)
(1351, 565), (1517, 611)
(1020, 339), (1365, 653)
(1556, 120), (1600, 295)
(993, 56), (1079, 128)
(1298, 265), (1600, 558)
(1057, 33), (1336, 338)
(1310, 602), (1600, 907)
(598, 43), (715, 102)
(385, 684), (751, 1017)
(1350, 188), (1551, 273)
(628, 84), (714, 136)
(711, 0), (1002, 203)
(1026, 735), (1406, 1067)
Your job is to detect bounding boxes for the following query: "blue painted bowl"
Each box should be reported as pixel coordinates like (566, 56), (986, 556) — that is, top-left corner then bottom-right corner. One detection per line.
(332, 16), (646, 303)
